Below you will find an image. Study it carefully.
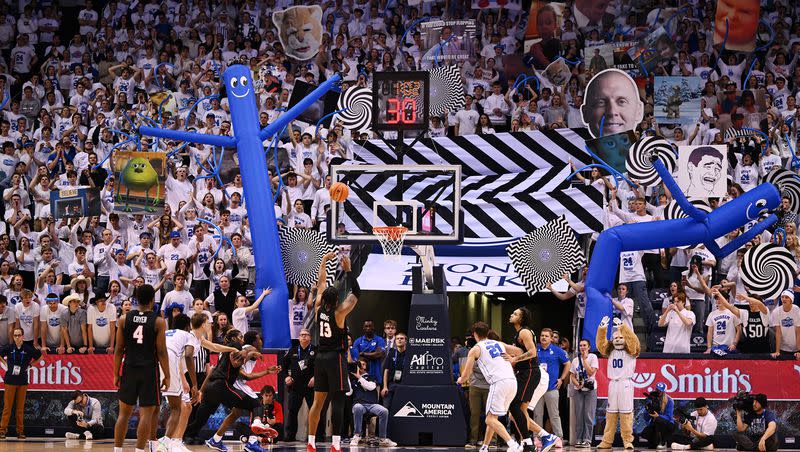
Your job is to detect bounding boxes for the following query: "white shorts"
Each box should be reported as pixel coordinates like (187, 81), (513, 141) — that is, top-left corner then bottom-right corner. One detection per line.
(529, 364), (549, 408)
(607, 379), (634, 413)
(487, 379), (517, 416)
(161, 356), (184, 397)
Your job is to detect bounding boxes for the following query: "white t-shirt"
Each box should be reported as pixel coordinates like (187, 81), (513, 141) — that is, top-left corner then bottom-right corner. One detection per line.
(618, 250), (645, 283)
(663, 308), (696, 353)
(162, 289), (193, 313)
(232, 306), (251, 334)
(15, 301), (40, 341)
(454, 109), (479, 135)
(157, 243), (192, 273)
(613, 297), (634, 331)
(692, 410), (718, 436)
(289, 300), (307, 340)
(87, 303), (117, 348)
(40, 303), (67, 347)
(569, 353), (599, 387)
(771, 304), (800, 352)
(705, 308), (740, 347)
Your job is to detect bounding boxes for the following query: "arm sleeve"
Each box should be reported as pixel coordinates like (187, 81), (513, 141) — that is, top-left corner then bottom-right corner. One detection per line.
(358, 376), (378, 391)
(64, 401), (75, 416)
(89, 399), (102, 425)
(661, 397), (675, 422)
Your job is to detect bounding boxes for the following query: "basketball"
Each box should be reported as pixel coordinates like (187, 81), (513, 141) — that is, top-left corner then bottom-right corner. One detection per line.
(330, 182), (349, 202)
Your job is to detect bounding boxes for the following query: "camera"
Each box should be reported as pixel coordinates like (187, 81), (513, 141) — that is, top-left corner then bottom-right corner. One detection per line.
(577, 368), (594, 391)
(347, 362), (358, 374)
(729, 390), (755, 413)
(643, 390), (662, 414)
(674, 405), (696, 425)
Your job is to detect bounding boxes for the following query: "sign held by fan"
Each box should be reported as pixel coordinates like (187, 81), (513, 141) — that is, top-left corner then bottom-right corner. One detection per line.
(677, 145), (727, 198)
(506, 216), (585, 296)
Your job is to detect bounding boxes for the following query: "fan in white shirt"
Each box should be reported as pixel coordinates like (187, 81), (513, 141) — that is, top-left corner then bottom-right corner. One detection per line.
(658, 292), (696, 354)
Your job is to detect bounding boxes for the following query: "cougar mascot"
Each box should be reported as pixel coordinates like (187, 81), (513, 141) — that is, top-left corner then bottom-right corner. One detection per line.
(596, 316), (640, 449)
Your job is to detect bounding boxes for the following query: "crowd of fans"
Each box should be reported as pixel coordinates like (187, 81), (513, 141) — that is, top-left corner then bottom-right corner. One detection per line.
(0, 0), (796, 449)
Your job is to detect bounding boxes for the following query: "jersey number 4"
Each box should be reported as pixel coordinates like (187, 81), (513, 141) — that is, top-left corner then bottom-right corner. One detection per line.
(133, 325), (144, 344)
(320, 321), (332, 338)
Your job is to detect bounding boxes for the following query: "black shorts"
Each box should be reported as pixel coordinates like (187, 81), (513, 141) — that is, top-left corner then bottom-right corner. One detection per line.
(515, 366), (541, 402)
(204, 380), (259, 411)
(314, 350), (348, 393)
(118, 365), (160, 407)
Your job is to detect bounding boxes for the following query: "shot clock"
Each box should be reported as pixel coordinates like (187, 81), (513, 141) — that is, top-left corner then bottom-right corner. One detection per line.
(372, 72), (430, 131)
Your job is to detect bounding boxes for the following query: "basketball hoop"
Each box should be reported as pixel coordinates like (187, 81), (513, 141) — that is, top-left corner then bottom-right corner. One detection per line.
(373, 226), (408, 261)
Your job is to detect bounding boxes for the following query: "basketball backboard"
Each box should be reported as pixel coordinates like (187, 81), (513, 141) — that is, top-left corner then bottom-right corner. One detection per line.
(327, 164), (463, 245)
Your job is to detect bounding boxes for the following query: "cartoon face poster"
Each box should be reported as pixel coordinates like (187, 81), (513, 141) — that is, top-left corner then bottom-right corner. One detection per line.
(677, 145), (728, 198)
(113, 151), (167, 214)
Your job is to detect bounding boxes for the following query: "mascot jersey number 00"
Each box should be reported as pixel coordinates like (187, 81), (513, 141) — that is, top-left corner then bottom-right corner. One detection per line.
(596, 316), (640, 450)
(140, 65), (341, 347)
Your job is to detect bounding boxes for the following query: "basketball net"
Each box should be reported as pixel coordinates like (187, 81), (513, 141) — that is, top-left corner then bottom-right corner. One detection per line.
(373, 226), (408, 261)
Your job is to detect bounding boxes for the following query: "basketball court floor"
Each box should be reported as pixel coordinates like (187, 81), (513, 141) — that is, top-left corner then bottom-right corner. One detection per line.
(0, 439), (748, 452)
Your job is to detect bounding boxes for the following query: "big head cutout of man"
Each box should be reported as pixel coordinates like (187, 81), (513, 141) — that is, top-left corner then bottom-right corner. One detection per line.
(714, 0), (760, 52)
(581, 69), (644, 138)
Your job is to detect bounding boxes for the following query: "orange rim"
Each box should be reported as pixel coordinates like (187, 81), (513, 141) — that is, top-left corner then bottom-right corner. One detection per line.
(373, 226), (408, 241)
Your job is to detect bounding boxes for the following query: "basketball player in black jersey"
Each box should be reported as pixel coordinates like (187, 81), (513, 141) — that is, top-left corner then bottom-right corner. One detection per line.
(183, 329), (264, 450)
(307, 252), (359, 452)
(113, 284), (171, 452)
(507, 307), (557, 452)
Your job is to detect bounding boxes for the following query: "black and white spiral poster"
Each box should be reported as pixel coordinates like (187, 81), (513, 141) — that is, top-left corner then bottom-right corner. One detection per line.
(429, 65), (465, 117)
(334, 86), (373, 133)
(506, 216), (585, 296)
(741, 243), (796, 300)
(279, 227), (338, 288)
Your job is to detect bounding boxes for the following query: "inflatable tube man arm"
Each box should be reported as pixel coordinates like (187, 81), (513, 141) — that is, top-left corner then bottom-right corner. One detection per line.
(653, 157), (779, 259)
(138, 126), (237, 148)
(706, 215), (778, 258)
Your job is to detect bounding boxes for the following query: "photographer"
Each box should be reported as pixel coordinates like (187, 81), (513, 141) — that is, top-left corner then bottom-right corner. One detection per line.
(348, 357), (396, 447)
(640, 382), (675, 449)
(670, 397), (717, 450)
(570, 339), (598, 448)
(734, 394), (778, 452)
(63, 390), (104, 440)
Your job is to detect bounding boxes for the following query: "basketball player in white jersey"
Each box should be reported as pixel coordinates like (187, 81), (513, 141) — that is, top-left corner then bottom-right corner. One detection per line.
(159, 314), (198, 452)
(171, 314), (239, 443)
(457, 322), (524, 452)
(596, 316), (640, 449)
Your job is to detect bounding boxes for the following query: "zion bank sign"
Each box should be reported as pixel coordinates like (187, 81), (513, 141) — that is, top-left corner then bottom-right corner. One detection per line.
(358, 254), (558, 292)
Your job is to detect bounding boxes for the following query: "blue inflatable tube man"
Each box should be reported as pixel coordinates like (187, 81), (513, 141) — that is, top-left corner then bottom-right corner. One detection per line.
(582, 157), (781, 348)
(140, 65), (341, 348)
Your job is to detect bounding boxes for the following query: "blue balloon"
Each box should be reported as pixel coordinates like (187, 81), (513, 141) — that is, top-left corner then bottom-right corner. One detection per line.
(582, 159), (781, 349)
(140, 65), (341, 348)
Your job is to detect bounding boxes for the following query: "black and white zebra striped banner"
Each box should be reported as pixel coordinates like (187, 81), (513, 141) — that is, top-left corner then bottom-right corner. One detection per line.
(340, 166), (603, 236)
(343, 130), (605, 238)
(355, 129), (595, 176)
